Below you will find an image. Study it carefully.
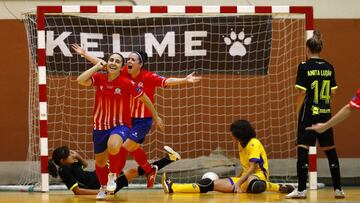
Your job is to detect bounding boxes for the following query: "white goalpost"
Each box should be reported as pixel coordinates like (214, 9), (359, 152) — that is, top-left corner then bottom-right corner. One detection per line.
(21, 5), (316, 192)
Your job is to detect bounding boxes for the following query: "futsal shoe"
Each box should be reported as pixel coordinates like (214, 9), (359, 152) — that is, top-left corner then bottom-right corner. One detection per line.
(106, 173), (117, 192)
(164, 146), (181, 161)
(285, 189), (306, 199)
(335, 189), (345, 198)
(279, 184), (295, 193)
(147, 165), (158, 188)
(96, 186), (107, 199)
(161, 173), (174, 193)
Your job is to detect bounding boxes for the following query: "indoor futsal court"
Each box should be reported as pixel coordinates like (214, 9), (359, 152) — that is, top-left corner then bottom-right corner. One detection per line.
(1, 1), (360, 203)
(1, 189), (360, 202)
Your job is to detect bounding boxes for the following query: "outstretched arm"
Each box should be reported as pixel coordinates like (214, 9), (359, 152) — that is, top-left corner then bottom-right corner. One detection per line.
(71, 43), (103, 65)
(306, 104), (353, 133)
(164, 72), (201, 86)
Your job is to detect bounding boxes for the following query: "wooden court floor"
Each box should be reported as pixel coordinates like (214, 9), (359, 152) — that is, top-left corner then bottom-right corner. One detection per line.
(0, 187), (359, 203)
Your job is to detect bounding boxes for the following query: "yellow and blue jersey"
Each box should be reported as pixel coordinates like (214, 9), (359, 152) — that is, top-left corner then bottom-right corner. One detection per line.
(237, 138), (269, 180)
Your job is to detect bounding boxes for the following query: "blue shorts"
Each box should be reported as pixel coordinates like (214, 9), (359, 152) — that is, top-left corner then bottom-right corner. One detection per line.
(93, 125), (131, 154)
(129, 117), (153, 143)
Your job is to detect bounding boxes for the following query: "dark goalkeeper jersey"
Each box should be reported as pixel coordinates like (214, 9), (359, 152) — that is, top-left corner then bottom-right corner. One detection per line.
(295, 58), (337, 123)
(58, 162), (100, 190)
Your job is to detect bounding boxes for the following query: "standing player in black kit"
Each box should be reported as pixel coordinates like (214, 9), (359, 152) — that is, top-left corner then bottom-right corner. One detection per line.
(286, 30), (345, 199)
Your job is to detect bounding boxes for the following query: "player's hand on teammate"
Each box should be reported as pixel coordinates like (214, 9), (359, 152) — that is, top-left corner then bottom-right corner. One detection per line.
(154, 116), (165, 132)
(185, 72), (201, 83)
(305, 123), (327, 133)
(71, 43), (85, 56)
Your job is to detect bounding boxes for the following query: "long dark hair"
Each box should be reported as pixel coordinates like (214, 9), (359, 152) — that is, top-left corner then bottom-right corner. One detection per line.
(133, 50), (148, 68)
(306, 30), (323, 54)
(230, 119), (256, 148)
(48, 146), (70, 178)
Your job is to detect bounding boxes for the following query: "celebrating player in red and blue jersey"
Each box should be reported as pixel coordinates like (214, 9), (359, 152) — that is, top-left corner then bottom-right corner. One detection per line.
(77, 53), (164, 199)
(116, 51), (200, 188)
(72, 44), (200, 189)
(306, 88), (360, 133)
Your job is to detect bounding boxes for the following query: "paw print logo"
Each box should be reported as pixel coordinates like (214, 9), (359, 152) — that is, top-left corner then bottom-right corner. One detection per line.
(223, 29), (252, 56)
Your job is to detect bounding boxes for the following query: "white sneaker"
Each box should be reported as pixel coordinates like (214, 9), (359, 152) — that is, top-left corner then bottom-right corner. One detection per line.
(106, 173), (117, 192)
(335, 189), (345, 198)
(96, 186), (107, 199)
(164, 146), (181, 161)
(285, 189), (306, 199)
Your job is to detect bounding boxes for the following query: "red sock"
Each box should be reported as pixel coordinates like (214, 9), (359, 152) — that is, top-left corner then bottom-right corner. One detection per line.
(130, 148), (152, 174)
(95, 165), (108, 186)
(115, 147), (128, 173)
(108, 151), (123, 174)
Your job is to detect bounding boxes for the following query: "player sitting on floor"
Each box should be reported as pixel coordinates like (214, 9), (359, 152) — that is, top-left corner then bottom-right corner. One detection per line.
(162, 119), (294, 194)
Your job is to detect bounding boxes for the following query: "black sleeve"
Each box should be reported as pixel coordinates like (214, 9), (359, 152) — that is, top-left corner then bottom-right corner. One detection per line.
(58, 166), (78, 191)
(295, 63), (307, 91)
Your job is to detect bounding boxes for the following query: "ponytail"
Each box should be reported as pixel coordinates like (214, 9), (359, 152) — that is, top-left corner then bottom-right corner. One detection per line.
(48, 159), (59, 178)
(306, 30), (323, 53)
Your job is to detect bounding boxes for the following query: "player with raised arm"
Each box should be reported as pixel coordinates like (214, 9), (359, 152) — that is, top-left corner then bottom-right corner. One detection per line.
(118, 50), (200, 186)
(77, 53), (164, 199)
(161, 119), (294, 195)
(306, 88), (360, 133)
(48, 146), (180, 196)
(72, 44), (200, 189)
(286, 30), (345, 199)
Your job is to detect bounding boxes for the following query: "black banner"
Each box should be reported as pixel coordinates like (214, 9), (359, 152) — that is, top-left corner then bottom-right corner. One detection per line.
(38, 15), (272, 74)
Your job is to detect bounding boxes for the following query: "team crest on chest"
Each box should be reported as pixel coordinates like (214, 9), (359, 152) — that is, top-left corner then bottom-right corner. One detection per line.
(138, 82), (144, 88)
(114, 87), (121, 94)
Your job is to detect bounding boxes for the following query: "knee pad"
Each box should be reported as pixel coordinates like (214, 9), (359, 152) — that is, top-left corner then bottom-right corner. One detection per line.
(247, 179), (266, 193)
(197, 178), (214, 193)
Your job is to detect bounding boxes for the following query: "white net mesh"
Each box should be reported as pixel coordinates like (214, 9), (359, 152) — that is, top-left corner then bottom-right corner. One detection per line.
(22, 12), (305, 186)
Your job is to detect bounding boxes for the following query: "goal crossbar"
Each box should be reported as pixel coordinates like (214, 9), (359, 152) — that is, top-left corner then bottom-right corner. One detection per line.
(35, 5), (314, 192)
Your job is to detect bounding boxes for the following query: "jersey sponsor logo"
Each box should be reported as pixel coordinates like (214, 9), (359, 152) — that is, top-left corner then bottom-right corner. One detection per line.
(312, 106), (331, 115)
(312, 106), (320, 115)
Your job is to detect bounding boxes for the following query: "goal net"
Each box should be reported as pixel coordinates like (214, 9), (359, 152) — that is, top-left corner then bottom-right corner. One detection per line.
(22, 6), (308, 190)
